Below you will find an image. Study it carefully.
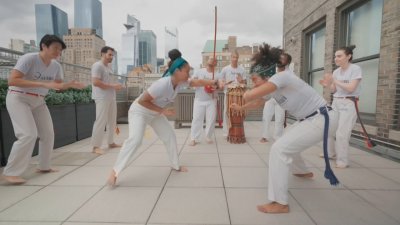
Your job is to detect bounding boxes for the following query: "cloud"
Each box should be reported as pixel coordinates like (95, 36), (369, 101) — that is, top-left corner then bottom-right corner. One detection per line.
(0, 0), (283, 70)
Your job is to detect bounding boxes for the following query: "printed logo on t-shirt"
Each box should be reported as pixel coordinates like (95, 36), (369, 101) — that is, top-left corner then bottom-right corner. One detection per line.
(33, 71), (53, 81)
(342, 80), (350, 83)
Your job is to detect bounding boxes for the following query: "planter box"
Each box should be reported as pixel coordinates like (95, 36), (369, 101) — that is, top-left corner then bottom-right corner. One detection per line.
(0, 108), (39, 166)
(75, 102), (96, 140)
(49, 104), (77, 148)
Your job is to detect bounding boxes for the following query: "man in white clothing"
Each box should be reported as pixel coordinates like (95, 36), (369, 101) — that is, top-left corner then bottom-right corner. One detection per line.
(91, 46), (123, 154)
(220, 50), (246, 137)
(189, 57), (219, 146)
(3, 34), (85, 184)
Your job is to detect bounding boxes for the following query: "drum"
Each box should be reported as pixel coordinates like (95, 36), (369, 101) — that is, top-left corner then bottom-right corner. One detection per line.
(226, 84), (246, 143)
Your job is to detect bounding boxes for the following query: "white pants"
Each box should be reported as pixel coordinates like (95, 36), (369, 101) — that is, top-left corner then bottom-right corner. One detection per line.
(222, 93), (228, 136)
(268, 110), (339, 205)
(91, 99), (117, 147)
(262, 98), (285, 140)
(3, 92), (54, 176)
(328, 98), (357, 166)
(190, 99), (217, 141)
(113, 103), (180, 176)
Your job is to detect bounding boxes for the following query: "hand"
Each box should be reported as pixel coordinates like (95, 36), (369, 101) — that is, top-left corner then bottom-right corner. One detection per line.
(319, 73), (333, 87)
(161, 108), (176, 116)
(67, 80), (86, 90)
(113, 83), (123, 91)
(236, 74), (243, 83)
(230, 103), (242, 111)
(43, 82), (64, 90)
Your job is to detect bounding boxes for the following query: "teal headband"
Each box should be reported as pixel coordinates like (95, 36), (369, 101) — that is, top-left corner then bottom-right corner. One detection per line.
(163, 57), (188, 77)
(250, 64), (276, 78)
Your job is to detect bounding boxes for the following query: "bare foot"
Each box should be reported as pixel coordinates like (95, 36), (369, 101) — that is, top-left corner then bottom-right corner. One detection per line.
(257, 202), (289, 213)
(206, 138), (213, 144)
(335, 163), (348, 169)
(293, 172), (314, 178)
(107, 170), (117, 187)
(319, 153), (336, 159)
(188, 140), (197, 146)
(174, 166), (188, 172)
(36, 168), (59, 173)
(109, 143), (121, 148)
(92, 147), (105, 155)
(259, 138), (269, 143)
(3, 176), (26, 185)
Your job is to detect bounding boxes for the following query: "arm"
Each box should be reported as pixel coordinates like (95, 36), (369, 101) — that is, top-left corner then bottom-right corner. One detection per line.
(92, 77), (122, 90)
(189, 79), (217, 87)
(333, 79), (361, 93)
(54, 79), (86, 90)
(231, 98), (265, 111)
(243, 82), (277, 102)
(138, 91), (174, 115)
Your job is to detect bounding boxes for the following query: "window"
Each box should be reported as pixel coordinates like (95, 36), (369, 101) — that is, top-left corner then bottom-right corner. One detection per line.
(304, 23), (326, 96)
(340, 0), (383, 116)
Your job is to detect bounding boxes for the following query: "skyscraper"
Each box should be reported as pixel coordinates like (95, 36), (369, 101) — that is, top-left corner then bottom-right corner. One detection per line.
(120, 15), (140, 75)
(74, 0), (103, 38)
(164, 26), (178, 61)
(138, 30), (157, 70)
(35, 4), (68, 45)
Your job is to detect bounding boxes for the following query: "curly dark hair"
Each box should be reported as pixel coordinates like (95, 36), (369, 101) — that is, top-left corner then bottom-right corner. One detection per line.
(250, 43), (283, 77)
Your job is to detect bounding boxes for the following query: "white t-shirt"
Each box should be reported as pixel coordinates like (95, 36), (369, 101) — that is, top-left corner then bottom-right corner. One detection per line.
(268, 70), (327, 120)
(332, 64), (362, 97)
(9, 53), (63, 96)
(220, 65), (246, 92)
(192, 68), (218, 101)
(144, 76), (190, 108)
(91, 61), (116, 100)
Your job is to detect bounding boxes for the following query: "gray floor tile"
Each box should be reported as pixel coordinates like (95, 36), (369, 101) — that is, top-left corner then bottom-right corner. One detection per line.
(51, 152), (98, 166)
(226, 188), (315, 225)
(148, 187), (230, 224)
(0, 186), (42, 212)
(166, 167), (223, 187)
(354, 190), (400, 223)
(219, 154), (266, 167)
(222, 167), (267, 188)
(334, 168), (400, 190)
(0, 186), (100, 222)
(291, 189), (400, 225)
(179, 153), (220, 167)
(68, 187), (162, 224)
(116, 166), (171, 187)
(51, 166), (110, 186)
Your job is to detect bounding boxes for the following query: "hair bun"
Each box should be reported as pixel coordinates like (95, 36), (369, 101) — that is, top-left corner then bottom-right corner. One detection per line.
(168, 49), (182, 61)
(348, 45), (356, 51)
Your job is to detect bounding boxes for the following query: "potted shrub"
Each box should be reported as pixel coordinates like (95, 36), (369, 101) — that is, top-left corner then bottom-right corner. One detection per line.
(73, 86), (96, 140)
(45, 90), (77, 148)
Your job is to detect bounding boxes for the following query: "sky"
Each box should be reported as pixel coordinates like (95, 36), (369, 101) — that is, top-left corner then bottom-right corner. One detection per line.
(0, 0), (283, 70)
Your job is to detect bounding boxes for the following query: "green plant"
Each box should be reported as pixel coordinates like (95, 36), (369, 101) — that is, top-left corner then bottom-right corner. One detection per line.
(0, 79), (8, 108)
(0, 79), (93, 107)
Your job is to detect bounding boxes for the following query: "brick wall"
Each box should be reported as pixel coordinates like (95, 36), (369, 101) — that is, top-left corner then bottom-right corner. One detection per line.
(283, 0), (400, 147)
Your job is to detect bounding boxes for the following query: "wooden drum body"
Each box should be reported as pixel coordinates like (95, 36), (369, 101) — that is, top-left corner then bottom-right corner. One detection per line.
(226, 84), (246, 144)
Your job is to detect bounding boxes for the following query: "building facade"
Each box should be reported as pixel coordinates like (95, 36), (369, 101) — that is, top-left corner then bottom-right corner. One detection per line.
(9, 39), (39, 53)
(35, 4), (68, 45)
(74, 0), (103, 38)
(120, 15), (140, 75)
(283, 0), (400, 148)
(138, 30), (157, 69)
(62, 28), (105, 68)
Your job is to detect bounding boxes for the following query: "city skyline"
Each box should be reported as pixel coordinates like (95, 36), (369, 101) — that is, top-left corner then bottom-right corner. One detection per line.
(0, 0), (283, 69)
